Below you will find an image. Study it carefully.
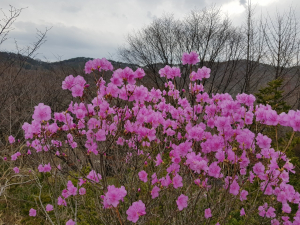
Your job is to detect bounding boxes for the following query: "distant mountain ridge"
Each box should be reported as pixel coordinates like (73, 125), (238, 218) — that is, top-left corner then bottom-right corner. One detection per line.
(1, 51), (300, 109)
(1, 51), (299, 98)
(0, 51), (139, 70)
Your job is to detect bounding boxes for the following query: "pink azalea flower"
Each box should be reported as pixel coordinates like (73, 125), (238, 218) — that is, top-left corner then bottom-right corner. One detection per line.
(182, 51), (199, 65)
(151, 186), (160, 199)
(8, 135), (15, 144)
(110, 71), (123, 86)
(43, 163), (51, 172)
(151, 173), (158, 185)
(176, 194), (188, 211)
(78, 178), (86, 186)
(38, 165), (44, 173)
(282, 202), (291, 213)
(155, 153), (163, 166)
(205, 208), (212, 219)
(230, 180), (240, 196)
(256, 133), (271, 149)
(126, 200), (146, 223)
(66, 219), (76, 225)
(13, 167), (19, 174)
(62, 189), (70, 199)
(29, 208), (36, 217)
(236, 93), (255, 106)
(68, 185), (77, 196)
(265, 110), (278, 126)
(66, 180), (74, 189)
(138, 170), (148, 183)
(95, 129), (106, 141)
(258, 205), (266, 217)
(134, 68), (145, 79)
(266, 207), (276, 218)
(282, 216), (290, 223)
(116, 137), (124, 146)
(79, 187), (86, 195)
(62, 75), (75, 89)
(32, 103), (51, 122)
(271, 219), (280, 225)
(240, 190), (248, 201)
(84, 60), (94, 74)
(69, 76), (86, 98)
(103, 185), (127, 208)
(277, 191), (287, 203)
(284, 160), (295, 173)
(57, 196), (67, 206)
(194, 179), (201, 186)
(167, 163), (180, 174)
(253, 162), (265, 175)
(240, 208), (245, 216)
(45, 204), (53, 212)
(160, 174), (172, 187)
(71, 85), (84, 98)
(198, 66), (211, 79)
(87, 170), (102, 183)
(11, 152), (21, 161)
(91, 58), (113, 72)
(158, 66), (181, 79)
(172, 174), (183, 189)
(208, 162), (221, 178)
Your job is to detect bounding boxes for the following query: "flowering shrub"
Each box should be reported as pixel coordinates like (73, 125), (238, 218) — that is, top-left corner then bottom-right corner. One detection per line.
(3, 52), (300, 224)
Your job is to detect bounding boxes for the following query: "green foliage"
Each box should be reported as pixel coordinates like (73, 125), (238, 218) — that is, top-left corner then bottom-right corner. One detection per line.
(255, 78), (290, 113)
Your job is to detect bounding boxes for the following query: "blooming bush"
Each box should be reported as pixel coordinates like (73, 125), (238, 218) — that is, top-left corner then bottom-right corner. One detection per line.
(3, 52), (300, 224)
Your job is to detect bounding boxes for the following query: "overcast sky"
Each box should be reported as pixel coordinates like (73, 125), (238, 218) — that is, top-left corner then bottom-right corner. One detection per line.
(1, 0), (299, 62)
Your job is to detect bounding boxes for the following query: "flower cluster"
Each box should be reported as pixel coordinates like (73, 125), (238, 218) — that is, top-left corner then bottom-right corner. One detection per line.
(8, 51), (300, 224)
(62, 75), (87, 97)
(101, 185), (127, 208)
(182, 51), (200, 65)
(159, 65), (181, 79)
(84, 58), (113, 74)
(110, 67), (145, 86)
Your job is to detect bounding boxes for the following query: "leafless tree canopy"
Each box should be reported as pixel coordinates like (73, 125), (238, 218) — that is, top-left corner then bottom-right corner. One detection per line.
(0, 6), (53, 145)
(118, 5), (300, 108)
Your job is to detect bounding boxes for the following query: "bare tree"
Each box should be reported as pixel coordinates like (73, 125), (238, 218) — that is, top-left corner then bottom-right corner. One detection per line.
(0, 5), (50, 145)
(118, 3), (300, 111)
(238, 1), (267, 94)
(118, 7), (243, 94)
(262, 8), (300, 108)
(264, 8), (299, 79)
(0, 5), (23, 46)
(182, 8), (244, 94)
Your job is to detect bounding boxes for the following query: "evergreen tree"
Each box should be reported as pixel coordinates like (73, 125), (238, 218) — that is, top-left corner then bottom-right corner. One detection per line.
(255, 78), (290, 113)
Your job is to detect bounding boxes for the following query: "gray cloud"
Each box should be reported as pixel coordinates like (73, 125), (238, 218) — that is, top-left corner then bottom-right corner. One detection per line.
(1, 0), (300, 62)
(3, 21), (116, 61)
(239, 0), (247, 6)
(147, 11), (157, 21)
(60, 4), (82, 14)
